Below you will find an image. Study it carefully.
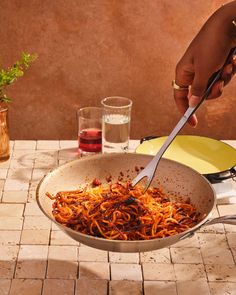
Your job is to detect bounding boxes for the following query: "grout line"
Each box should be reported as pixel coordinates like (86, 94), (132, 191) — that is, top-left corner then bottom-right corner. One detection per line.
(73, 279), (76, 295)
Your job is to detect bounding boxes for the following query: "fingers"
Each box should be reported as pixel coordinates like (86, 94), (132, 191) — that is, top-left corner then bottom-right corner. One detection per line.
(206, 80), (224, 99)
(205, 55), (236, 99)
(173, 52), (236, 127)
(174, 59), (197, 127)
(173, 88), (198, 127)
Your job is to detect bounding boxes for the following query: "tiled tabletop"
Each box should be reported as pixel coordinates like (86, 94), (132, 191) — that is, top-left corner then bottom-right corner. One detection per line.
(0, 140), (236, 295)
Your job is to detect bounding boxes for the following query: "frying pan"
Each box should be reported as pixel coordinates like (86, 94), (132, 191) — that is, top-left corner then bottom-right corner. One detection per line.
(136, 136), (236, 183)
(36, 153), (236, 252)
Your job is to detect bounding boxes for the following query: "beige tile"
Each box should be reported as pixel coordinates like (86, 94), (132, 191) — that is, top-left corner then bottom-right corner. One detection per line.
(201, 246), (234, 265)
(0, 204), (24, 217)
(7, 168), (32, 180)
(48, 246), (77, 261)
(0, 180), (5, 191)
(20, 229), (50, 245)
(231, 248), (236, 261)
(79, 246), (108, 262)
(142, 263), (174, 281)
(0, 246), (19, 278)
(37, 141), (60, 150)
(9, 279), (42, 295)
(198, 209), (224, 233)
(198, 233), (234, 264)
(176, 281), (210, 295)
(0, 279), (11, 295)
(218, 205), (236, 233)
(59, 159), (70, 165)
(23, 216), (51, 230)
(34, 151), (58, 169)
(144, 281), (177, 295)
(140, 248), (170, 264)
(198, 233), (229, 248)
(15, 245), (48, 279)
(9, 159), (34, 169)
(111, 263), (142, 281)
(51, 222), (61, 230)
(42, 279), (75, 295)
(27, 190), (37, 202)
(34, 150), (58, 159)
(15, 260), (47, 279)
(0, 246), (18, 260)
(12, 149), (36, 160)
(171, 233), (200, 248)
(209, 282), (236, 295)
(58, 148), (78, 160)
(0, 160), (11, 169)
(59, 140), (78, 149)
(34, 159), (57, 169)
(110, 280), (142, 295)
(50, 230), (79, 245)
(109, 252), (139, 264)
(24, 202), (43, 216)
(76, 278), (108, 295)
(79, 262), (110, 280)
(29, 181), (39, 191)
(0, 260), (16, 278)
(47, 261), (78, 279)
(47, 245), (79, 278)
(31, 168), (49, 181)
(0, 217), (23, 230)
(227, 233), (236, 248)
(206, 264), (236, 282)
(170, 247), (203, 264)
(14, 140), (37, 150)
(0, 231), (21, 245)
(4, 179), (29, 191)
(2, 191), (28, 203)
(17, 245), (48, 260)
(0, 169), (8, 179)
(218, 204), (236, 216)
(174, 264), (207, 281)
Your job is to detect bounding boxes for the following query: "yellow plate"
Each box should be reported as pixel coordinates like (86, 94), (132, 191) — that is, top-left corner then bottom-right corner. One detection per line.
(136, 135), (236, 175)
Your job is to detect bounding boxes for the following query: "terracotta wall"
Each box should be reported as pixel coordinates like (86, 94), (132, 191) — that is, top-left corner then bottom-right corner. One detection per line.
(0, 0), (235, 140)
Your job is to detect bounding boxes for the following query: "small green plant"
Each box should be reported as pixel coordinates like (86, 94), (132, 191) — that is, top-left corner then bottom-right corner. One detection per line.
(0, 52), (37, 104)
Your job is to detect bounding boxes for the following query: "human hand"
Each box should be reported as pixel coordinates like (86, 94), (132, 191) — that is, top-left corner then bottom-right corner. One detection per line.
(173, 2), (236, 127)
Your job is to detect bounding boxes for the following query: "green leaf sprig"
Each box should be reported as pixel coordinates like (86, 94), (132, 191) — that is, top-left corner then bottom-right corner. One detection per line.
(0, 52), (37, 104)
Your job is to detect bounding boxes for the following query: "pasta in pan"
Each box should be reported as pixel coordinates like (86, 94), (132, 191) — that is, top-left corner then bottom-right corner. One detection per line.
(47, 181), (201, 240)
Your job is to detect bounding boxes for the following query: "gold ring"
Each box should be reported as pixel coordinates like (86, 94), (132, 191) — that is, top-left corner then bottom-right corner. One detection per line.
(172, 80), (189, 91)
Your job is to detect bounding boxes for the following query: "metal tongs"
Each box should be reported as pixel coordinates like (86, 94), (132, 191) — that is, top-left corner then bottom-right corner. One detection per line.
(132, 47), (236, 192)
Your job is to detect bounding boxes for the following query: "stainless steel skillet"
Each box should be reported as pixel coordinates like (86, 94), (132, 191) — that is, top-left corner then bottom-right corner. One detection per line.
(36, 153), (236, 252)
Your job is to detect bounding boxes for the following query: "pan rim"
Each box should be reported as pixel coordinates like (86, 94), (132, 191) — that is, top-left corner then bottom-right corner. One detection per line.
(36, 153), (216, 245)
(135, 135), (236, 176)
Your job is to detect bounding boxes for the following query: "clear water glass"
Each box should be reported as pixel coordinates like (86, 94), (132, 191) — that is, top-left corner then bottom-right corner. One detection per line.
(101, 96), (132, 153)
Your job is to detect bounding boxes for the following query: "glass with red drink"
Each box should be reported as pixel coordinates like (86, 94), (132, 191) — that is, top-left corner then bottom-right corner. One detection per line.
(77, 107), (102, 155)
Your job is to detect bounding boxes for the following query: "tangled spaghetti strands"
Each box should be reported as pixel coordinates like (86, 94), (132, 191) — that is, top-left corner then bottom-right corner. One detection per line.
(47, 182), (201, 240)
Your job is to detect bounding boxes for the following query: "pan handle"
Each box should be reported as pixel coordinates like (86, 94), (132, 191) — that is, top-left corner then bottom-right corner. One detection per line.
(205, 167), (236, 182)
(205, 215), (236, 226)
(180, 215), (236, 241)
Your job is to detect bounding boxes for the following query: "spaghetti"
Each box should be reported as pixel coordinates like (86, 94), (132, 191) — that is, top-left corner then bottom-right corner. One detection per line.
(47, 181), (201, 240)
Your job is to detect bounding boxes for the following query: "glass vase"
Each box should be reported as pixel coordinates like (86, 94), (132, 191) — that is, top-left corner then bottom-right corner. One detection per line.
(0, 106), (10, 162)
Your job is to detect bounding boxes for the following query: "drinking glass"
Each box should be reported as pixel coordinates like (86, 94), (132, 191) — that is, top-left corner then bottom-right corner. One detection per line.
(101, 96), (132, 153)
(77, 107), (102, 156)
